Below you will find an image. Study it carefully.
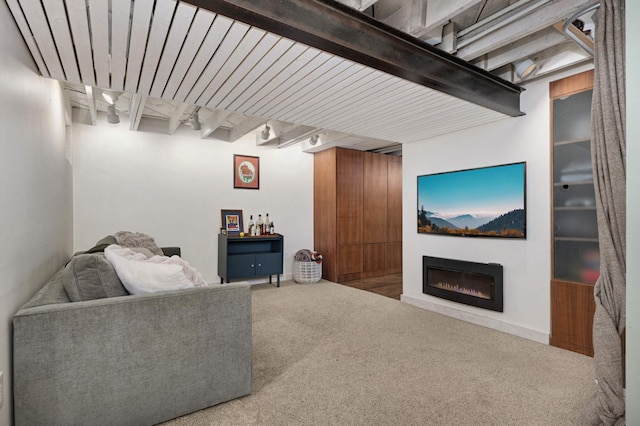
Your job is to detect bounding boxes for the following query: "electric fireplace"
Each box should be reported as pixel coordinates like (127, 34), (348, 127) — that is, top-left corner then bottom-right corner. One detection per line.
(423, 256), (503, 312)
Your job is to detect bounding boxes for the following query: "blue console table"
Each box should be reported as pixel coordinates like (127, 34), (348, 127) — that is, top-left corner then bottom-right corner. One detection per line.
(218, 233), (284, 286)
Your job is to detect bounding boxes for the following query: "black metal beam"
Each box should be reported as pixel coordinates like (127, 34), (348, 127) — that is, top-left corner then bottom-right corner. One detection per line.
(184, 0), (524, 117)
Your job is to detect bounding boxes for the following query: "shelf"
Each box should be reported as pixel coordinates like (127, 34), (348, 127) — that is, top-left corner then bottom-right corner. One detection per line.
(226, 234), (282, 240)
(553, 181), (593, 187)
(554, 237), (599, 242)
(554, 206), (596, 211)
(554, 138), (590, 146)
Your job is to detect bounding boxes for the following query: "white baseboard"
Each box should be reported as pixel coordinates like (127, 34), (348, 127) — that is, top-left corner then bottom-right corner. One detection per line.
(400, 294), (549, 345)
(243, 273), (293, 286)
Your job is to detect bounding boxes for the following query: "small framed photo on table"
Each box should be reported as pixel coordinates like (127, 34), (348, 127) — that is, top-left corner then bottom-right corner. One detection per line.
(221, 209), (244, 235)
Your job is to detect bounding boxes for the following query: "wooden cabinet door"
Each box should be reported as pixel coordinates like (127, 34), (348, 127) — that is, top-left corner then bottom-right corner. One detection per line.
(363, 243), (387, 277)
(550, 279), (596, 356)
(387, 157), (402, 243)
(314, 149), (338, 281)
(363, 152), (388, 244)
(386, 241), (402, 274)
(336, 149), (363, 247)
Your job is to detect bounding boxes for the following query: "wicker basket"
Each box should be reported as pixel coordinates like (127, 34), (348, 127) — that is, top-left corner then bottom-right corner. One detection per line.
(293, 260), (322, 284)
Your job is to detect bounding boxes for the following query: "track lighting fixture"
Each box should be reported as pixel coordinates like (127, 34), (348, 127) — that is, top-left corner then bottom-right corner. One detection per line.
(191, 110), (201, 130)
(102, 90), (121, 105)
(260, 125), (271, 140)
(107, 104), (120, 124)
(515, 58), (536, 79)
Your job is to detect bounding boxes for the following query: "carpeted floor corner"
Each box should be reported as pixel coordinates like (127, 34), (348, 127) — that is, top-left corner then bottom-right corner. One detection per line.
(162, 280), (594, 425)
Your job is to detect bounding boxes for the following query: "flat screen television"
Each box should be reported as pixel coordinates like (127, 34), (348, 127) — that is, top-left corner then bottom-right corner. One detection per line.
(417, 162), (526, 238)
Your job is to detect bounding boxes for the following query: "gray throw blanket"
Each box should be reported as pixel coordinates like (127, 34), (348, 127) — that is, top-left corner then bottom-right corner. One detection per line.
(295, 249), (322, 263)
(114, 231), (164, 256)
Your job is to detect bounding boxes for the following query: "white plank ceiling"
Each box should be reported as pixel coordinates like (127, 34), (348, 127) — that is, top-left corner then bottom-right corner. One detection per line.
(5, 0), (596, 153)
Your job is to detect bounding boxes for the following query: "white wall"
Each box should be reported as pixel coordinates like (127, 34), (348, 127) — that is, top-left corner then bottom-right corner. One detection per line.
(72, 117), (314, 283)
(0, 2), (73, 425)
(626, 2), (638, 422)
(401, 65), (593, 343)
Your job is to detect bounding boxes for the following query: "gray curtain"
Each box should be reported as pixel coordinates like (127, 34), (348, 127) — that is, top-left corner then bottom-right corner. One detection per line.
(580, 0), (626, 424)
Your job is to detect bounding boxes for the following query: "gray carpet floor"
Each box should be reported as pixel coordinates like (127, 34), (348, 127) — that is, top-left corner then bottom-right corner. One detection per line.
(163, 280), (594, 425)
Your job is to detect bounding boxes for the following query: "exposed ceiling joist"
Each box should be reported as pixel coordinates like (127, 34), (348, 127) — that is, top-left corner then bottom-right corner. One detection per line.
(183, 0), (523, 117)
(338, 0), (380, 11)
(201, 109), (233, 138)
(456, 0), (595, 60)
(528, 42), (592, 79)
(85, 86), (97, 126)
(472, 27), (568, 72)
(228, 116), (267, 142)
(129, 95), (147, 131)
(60, 82), (72, 126)
(410, 0), (482, 39)
(277, 125), (319, 148)
(168, 103), (190, 134)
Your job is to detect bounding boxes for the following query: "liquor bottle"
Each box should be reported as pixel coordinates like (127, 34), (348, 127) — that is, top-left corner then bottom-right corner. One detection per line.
(257, 214), (263, 235)
(270, 221), (275, 235)
(265, 213), (270, 234)
(248, 215), (254, 236)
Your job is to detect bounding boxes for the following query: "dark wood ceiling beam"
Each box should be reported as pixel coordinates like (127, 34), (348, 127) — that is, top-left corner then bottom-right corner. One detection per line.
(184, 0), (523, 117)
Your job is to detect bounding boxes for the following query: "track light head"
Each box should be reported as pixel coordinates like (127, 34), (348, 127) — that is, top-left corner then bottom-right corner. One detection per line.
(515, 58), (536, 79)
(191, 110), (201, 130)
(260, 125), (271, 140)
(107, 104), (120, 124)
(102, 90), (121, 105)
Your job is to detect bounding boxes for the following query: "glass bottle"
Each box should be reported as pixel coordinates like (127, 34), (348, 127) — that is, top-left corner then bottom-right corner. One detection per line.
(265, 213), (270, 234)
(248, 215), (254, 236)
(257, 214), (263, 236)
(270, 221), (275, 234)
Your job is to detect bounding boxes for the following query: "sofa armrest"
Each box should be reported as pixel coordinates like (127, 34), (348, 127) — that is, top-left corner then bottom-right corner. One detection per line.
(13, 283), (251, 426)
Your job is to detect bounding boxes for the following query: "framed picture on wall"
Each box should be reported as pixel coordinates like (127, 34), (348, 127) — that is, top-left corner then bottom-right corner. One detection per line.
(234, 154), (260, 189)
(221, 209), (244, 235)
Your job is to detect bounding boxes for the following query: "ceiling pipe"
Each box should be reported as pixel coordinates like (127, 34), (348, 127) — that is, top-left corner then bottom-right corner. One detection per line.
(457, 0), (550, 48)
(562, 2), (599, 57)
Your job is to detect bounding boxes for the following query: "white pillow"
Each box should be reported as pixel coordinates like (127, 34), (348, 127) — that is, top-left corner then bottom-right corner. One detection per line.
(104, 245), (207, 295)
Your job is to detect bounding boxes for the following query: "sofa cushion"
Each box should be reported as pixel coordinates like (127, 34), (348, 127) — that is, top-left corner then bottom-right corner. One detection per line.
(63, 253), (129, 302)
(104, 245), (208, 294)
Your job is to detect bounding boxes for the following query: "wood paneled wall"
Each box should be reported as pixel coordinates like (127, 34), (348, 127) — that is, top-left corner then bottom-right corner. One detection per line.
(314, 148), (402, 282)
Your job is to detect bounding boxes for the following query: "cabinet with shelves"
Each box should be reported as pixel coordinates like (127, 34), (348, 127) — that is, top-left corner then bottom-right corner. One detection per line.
(218, 234), (284, 286)
(549, 70), (598, 356)
(314, 148), (402, 283)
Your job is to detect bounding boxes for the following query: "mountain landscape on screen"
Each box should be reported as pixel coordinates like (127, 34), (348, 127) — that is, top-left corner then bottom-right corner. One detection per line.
(417, 208), (525, 238)
(447, 214), (495, 229)
(416, 162), (526, 239)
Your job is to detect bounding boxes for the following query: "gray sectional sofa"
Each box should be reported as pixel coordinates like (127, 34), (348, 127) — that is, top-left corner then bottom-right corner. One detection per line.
(13, 245), (252, 426)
